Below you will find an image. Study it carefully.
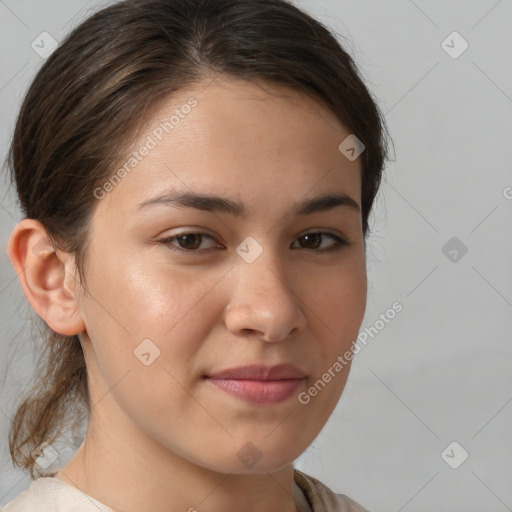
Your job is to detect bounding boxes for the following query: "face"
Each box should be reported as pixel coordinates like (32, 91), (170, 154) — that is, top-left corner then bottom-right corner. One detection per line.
(77, 76), (366, 474)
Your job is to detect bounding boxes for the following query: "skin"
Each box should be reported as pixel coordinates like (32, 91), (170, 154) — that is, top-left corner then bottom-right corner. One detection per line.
(8, 76), (367, 512)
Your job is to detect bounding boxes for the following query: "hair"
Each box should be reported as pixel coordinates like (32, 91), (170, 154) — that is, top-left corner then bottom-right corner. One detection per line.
(5, 0), (392, 479)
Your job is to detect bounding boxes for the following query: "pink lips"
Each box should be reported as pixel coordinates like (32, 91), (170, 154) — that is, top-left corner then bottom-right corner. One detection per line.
(205, 364), (306, 405)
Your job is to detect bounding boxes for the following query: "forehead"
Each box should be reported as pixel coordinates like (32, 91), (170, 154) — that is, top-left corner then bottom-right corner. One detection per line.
(99, 77), (362, 216)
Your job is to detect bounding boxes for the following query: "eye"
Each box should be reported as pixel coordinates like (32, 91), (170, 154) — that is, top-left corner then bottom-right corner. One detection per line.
(158, 232), (221, 252)
(157, 231), (350, 254)
(292, 232), (350, 253)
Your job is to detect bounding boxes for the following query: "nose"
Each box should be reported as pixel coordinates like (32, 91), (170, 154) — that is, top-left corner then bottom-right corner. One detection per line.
(223, 250), (307, 343)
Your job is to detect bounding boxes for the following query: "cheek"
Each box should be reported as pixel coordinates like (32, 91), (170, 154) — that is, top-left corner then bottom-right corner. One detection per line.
(82, 256), (232, 389)
(80, 262), (223, 430)
(302, 256), (367, 347)
(298, 264), (365, 423)
(85, 248), (213, 334)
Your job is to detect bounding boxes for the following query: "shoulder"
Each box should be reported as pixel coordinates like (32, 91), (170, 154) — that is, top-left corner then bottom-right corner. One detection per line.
(294, 469), (371, 512)
(1, 477), (114, 512)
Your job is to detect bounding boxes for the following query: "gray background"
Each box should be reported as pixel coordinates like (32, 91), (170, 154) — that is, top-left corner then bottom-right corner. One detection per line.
(1, 1), (511, 511)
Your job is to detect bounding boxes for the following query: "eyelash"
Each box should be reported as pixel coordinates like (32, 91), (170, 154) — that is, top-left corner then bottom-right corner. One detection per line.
(157, 231), (351, 255)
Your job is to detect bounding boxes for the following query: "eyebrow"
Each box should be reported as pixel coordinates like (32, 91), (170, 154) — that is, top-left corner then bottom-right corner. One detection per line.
(138, 190), (360, 217)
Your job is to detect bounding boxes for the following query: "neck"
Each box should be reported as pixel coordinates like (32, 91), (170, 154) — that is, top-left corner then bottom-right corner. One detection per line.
(54, 419), (308, 512)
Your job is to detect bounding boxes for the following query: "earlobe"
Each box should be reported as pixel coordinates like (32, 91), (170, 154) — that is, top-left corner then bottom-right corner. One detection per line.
(7, 218), (86, 336)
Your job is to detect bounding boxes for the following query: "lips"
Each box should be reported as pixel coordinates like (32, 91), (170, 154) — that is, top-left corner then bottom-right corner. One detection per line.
(207, 363), (306, 380)
(205, 364), (306, 405)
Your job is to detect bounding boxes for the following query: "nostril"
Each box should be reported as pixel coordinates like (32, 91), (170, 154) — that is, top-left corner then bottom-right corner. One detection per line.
(241, 328), (260, 337)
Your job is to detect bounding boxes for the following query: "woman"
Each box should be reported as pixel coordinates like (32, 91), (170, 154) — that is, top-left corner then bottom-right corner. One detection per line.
(2, 0), (391, 510)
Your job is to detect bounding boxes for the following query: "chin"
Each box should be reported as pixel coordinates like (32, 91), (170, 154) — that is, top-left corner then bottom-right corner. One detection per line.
(191, 443), (302, 475)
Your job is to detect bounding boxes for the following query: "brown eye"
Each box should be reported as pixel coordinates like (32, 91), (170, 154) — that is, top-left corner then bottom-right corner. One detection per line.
(293, 232), (349, 252)
(175, 233), (202, 250)
(158, 231), (349, 255)
(158, 232), (220, 253)
(298, 233), (322, 249)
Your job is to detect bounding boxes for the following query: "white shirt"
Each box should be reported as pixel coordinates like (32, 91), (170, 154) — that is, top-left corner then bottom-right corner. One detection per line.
(1, 469), (370, 512)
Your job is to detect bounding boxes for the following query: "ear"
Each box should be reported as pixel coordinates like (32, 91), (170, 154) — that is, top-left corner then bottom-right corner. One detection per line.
(7, 218), (86, 336)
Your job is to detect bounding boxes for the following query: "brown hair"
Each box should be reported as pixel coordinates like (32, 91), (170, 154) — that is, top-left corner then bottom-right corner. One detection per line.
(5, 0), (392, 479)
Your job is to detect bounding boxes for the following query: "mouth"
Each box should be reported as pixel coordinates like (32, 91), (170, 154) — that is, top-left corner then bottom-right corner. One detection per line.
(204, 364), (306, 405)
